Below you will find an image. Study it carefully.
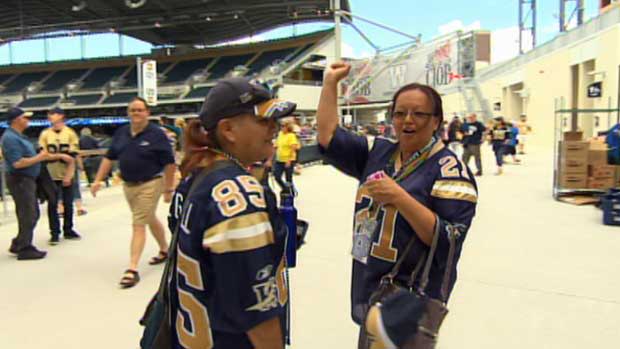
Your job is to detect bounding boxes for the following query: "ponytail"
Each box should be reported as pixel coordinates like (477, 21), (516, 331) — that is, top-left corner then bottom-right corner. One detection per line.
(179, 120), (219, 177)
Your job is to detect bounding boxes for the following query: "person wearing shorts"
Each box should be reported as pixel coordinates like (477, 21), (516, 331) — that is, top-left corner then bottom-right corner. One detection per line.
(90, 97), (176, 288)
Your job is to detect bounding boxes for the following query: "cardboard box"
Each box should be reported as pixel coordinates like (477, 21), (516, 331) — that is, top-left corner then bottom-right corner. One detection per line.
(588, 149), (608, 166)
(560, 141), (589, 161)
(563, 131), (583, 141)
(587, 177), (615, 190)
(559, 174), (587, 189)
(589, 165), (616, 178)
(589, 141), (608, 150)
(560, 158), (588, 174)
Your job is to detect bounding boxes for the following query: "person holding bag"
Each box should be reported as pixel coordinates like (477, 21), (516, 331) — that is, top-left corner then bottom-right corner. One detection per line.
(143, 77), (296, 349)
(317, 62), (478, 348)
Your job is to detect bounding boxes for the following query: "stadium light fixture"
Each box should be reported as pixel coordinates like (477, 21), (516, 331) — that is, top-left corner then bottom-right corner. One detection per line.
(125, 0), (147, 9)
(71, 1), (87, 12)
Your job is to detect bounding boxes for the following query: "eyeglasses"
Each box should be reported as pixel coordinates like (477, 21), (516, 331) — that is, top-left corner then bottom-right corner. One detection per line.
(391, 110), (434, 121)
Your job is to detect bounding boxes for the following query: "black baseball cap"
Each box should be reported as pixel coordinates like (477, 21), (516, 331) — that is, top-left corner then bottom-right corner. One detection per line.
(48, 107), (65, 115)
(5, 107), (32, 122)
(199, 77), (296, 130)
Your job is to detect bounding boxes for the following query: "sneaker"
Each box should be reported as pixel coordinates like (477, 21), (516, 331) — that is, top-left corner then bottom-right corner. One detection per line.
(495, 167), (504, 176)
(17, 246), (47, 260)
(49, 235), (60, 245)
(475, 171), (482, 177)
(63, 230), (82, 240)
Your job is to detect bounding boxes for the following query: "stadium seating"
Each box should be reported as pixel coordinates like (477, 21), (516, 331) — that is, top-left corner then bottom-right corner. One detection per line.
(207, 54), (255, 80)
(4, 72), (48, 93)
(65, 94), (104, 106)
(184, 86), (211, 99)
(41, 69), (88, 92)
(247, 47), (298, 75)
(0, 73), (14, 85)
(102, 92), (136, 104)
(163, 59), (212, 84)
(81, 66), (129, 89)
(18, 96), (60, 108)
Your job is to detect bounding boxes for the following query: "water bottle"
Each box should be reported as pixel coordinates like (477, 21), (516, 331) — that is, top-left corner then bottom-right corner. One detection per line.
(280, 186), (297, 268)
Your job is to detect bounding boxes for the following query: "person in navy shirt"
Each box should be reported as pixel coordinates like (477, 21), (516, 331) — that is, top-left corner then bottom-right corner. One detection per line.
(1, 107), (70, 260)
(317, 63), (477, 348)
(90, 97), (176, 288)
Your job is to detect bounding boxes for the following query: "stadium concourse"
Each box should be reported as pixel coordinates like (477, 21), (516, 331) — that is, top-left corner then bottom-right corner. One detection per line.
(1, 140), (619, 349)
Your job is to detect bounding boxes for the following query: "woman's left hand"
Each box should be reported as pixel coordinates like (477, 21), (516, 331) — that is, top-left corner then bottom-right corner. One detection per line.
(365, 177), (406, 206)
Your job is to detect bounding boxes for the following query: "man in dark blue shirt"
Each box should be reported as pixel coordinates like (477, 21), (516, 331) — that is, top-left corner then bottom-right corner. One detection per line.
(1, 107), (65, 260)
(90, 97), (176, 288)
(461, 113), (486, 176)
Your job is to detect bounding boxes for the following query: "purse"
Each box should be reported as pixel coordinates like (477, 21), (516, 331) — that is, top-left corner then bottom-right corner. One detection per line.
(139, 161), (230, 349)
(364, 218), (457, 349)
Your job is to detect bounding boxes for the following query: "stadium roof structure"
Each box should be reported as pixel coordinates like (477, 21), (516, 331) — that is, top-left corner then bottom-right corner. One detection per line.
(0, 0), (351, 46)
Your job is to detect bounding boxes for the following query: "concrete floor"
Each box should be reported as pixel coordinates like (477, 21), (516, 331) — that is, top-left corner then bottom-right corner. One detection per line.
(0, 143), (619, 349)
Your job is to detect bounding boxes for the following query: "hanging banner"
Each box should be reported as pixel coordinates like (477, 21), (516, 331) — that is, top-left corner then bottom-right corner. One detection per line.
(141, 59), (158, 106)
(342, 31), (477, 104)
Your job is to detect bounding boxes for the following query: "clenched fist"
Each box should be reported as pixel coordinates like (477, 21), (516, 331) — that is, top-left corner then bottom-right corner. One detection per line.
(324, 62), (351, 85)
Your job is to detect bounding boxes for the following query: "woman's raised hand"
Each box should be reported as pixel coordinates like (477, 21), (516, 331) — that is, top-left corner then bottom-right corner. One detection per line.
(324, 62), (351, 85)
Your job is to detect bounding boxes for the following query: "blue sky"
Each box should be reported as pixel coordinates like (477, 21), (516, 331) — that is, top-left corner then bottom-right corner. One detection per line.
(0, 0), (602, 65)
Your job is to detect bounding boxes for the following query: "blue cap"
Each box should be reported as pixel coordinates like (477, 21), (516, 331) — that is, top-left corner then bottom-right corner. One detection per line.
(5, 107), (32, 122)
(49, 107), (65, 115)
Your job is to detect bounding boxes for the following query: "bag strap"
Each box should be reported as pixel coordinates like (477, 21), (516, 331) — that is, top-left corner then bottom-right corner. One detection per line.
(155, 160), (233, 302)
(382, 215), (458, 303)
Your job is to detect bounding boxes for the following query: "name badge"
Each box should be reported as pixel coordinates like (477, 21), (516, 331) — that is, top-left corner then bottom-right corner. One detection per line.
(352, 218), (377, 264)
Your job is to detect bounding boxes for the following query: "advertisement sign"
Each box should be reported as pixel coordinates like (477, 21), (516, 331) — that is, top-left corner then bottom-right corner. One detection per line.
(141, 60), (158, 106)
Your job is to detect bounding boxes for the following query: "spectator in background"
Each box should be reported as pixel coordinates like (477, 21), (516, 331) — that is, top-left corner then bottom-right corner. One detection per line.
(39, 107), (82, 245)
(1, 107), (67, 260)
(439, 120), (449, 145)
(516, 114), (532, 154)
(79, 127), (103, 187)
(90, 97), (176, 288)
(505, 122), (521, 164)
(461, 113), (486, 176)
(490, 116), (511, 175)
(447, 115), (463, 159)
(274, 119), (300, 193)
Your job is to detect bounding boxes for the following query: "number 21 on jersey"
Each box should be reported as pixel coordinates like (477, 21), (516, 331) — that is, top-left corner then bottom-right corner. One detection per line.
(355, 189), (399, 263)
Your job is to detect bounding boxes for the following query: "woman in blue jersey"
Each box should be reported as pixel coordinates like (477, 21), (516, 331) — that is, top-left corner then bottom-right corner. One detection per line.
(317, 62), (478, 348)
(167, 77), (295, 349)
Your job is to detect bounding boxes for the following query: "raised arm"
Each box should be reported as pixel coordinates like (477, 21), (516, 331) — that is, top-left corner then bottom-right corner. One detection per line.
(317, 62), (351, 148)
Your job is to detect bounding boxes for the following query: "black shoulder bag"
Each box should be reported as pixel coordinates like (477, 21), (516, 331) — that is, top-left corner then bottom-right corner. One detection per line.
(139, 162), (228, 349)
(364, 217), (458, 349)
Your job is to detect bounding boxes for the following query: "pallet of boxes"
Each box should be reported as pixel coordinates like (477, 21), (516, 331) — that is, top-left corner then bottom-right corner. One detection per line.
(559, 132), (617, 191)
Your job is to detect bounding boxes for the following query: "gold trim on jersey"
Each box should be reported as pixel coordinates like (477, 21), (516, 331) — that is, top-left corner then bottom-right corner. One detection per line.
(431, 180), (478, 203)
(202, 212), (274, 253)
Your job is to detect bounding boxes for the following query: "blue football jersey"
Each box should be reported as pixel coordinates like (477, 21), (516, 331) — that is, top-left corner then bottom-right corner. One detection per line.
(167, 161), (288, 349)
(322, 128), (477, 324)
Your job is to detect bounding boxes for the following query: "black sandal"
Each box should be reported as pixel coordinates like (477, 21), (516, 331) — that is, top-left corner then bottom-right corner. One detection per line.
(148, 251), (168, 265)
(119, 269), (140, 288)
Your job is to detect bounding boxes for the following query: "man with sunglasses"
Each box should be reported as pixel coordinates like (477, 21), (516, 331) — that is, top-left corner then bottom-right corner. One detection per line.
(90, 97), (176, 288)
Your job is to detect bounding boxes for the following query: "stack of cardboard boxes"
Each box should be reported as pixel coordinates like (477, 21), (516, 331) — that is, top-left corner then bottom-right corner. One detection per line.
(559, 132), (588, 189)
(588, 140), (615, 189)
(560, 131), (617, 190)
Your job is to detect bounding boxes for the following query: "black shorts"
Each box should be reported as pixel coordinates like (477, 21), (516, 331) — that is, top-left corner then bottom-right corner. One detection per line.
(505, 145), (517, 155)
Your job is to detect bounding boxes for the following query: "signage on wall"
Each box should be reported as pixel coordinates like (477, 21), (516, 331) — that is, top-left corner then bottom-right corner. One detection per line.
(141, 60), (158, 106)
(587, 82), (602, 98)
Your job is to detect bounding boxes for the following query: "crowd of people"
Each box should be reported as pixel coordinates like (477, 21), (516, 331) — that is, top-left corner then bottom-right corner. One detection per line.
(1, 62), (524, 348)
(440, 112), (532, 175)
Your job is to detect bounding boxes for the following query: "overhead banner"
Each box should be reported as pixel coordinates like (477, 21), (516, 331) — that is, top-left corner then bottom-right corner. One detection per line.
(141, 59), (158, 106)
(342, 31), (477, 104)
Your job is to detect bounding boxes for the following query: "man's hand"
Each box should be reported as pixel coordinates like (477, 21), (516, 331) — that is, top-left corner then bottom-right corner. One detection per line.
(365, 176), (407, 207)
(90, 182), (102, 198)
(285, 161), (291, 168)
(62, 177), (72, 187)
(324, 62), (351, 86)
